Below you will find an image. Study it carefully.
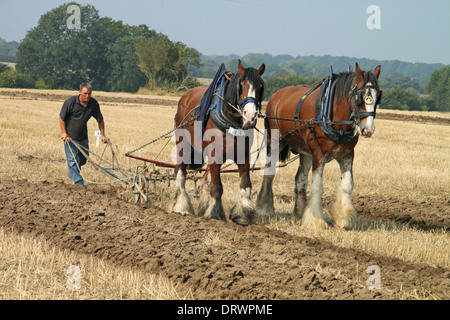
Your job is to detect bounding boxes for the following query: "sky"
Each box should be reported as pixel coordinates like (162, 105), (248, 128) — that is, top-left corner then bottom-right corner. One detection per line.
(0, 0), (449, 65)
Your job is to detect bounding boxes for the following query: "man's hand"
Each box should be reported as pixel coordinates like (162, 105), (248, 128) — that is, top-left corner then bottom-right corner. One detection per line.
(61, 133), (71, 143)
(101, 135), (109, 143)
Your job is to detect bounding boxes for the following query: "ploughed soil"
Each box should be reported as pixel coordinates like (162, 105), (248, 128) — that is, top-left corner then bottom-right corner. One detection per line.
(0, 179), (448, 300)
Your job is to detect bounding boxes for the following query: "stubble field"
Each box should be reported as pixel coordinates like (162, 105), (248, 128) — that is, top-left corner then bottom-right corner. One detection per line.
(0, 88), (448, 300)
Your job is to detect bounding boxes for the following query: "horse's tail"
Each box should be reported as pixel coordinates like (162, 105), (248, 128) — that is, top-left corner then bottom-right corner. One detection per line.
(264, 116), (290, 163)
(279, 145), (290, 163)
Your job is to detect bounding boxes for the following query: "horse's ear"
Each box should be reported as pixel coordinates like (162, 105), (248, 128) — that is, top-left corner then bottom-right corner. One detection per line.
(355, 63), (364, 80)
(258, 63), (265, 76)
(373, 65), (381, 79)
(238, 59), (245, 77)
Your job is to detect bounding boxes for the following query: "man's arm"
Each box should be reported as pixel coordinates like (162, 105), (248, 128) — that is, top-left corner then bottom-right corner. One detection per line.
(98, 119), (109, 143)
(59, 116), (70, 142)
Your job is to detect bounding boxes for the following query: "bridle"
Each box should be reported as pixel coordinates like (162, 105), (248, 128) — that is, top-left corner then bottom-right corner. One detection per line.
(224, 74), (266, 118)
(349, 75), (383, 122)
(237, 82), (266, 114)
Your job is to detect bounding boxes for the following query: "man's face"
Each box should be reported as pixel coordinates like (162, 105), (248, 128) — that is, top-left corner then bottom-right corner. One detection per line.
(79, 87), (92, 105)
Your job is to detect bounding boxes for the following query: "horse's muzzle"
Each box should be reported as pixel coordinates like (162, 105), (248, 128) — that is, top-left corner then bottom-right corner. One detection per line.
(242, 118), (257, 130)
(242, 105), (258, 129)
(356, 114), (375, 138)
(357, 125), (375, 137)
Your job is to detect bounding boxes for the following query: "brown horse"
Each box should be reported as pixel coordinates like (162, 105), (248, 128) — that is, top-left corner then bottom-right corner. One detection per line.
(256, 63), (381, 230)
(172, 60), (265, 226)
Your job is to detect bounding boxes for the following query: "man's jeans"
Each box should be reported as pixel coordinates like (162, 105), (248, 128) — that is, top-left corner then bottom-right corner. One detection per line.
(64, 138), (89, 186)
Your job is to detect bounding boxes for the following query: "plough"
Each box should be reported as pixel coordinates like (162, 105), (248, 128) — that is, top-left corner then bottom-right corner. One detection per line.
(68, 125), (292, 204)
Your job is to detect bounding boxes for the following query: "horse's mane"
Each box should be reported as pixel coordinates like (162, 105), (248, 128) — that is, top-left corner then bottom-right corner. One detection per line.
(243, 67), (264, 86)
(333, 69), (380, 102)
(224, 67), (264, 106)
(224, 73), (240, 106)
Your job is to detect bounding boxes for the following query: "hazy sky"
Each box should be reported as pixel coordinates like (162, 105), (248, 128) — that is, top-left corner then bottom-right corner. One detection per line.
(1, 0), (449, 64)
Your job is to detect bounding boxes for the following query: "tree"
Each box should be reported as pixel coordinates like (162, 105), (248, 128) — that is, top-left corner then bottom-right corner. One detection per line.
(381, 88), (423, 111)
(15, 3), (158, 92)
(104, 24), (156, 92)
(135, 36), (170, 89)
(135, 37), (201, 90)
(0, 68), (35, 88)
(427, 66), (450, 112)
(16, 3), (105, 89)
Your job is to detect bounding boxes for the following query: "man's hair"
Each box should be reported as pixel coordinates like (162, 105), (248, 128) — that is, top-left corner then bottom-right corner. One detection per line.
(79, 83), (93, 92)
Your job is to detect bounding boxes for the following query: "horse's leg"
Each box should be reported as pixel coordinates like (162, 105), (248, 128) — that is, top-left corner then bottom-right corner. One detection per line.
(197, 164), (226, 220)
(301, 159), (328, 230)
(255, 173), (275, 222)
(196, 167), (211, 217)
(293, 153), (312, 219)
(255, 133), (277, 221)
(230, 163), (255, 226)
(171, 164), (194, 216)
(332, 152), (357, 230)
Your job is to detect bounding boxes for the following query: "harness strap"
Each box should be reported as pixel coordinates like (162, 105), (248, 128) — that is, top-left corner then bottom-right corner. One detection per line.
(210, 107), (247, 133)
(294, 81), (323, 119)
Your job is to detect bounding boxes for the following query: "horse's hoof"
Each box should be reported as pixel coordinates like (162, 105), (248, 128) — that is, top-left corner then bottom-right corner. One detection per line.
(231, 216), (250, 227)
(334, 217), (356, 230)
(301, 216), (329, 231)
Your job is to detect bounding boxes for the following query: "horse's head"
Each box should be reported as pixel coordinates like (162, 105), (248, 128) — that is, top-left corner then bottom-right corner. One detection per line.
(226, 59), (265, 129)
(351, 63), (382, 137)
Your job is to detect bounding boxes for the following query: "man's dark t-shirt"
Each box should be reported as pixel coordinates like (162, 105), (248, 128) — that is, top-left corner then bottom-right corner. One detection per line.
(60, 95), (103, 141)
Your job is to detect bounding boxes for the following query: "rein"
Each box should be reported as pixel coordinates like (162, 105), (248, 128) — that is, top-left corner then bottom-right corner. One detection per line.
(214, 92), (243, 117)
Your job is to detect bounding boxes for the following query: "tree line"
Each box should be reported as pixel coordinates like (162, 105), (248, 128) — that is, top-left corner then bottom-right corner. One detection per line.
(0, 2), (449, 112)
(192, 53), (444, 88)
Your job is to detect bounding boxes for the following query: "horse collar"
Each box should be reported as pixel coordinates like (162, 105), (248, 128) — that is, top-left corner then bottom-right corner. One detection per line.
(315, 75), (359, 143)
(209, 75), (247, 133)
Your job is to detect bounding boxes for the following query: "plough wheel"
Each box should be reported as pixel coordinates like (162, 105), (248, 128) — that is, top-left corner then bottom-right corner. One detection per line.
(133, 170), (148, 204)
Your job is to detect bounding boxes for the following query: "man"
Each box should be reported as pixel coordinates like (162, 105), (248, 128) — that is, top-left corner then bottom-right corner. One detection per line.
(59, 83), (108, 187)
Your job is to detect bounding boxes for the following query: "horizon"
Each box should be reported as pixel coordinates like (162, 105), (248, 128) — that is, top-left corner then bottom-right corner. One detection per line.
(1, 38), (446, 67)
(1, 0), (449, 65)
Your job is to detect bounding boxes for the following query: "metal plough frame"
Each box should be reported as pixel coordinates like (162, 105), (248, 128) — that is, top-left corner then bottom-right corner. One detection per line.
(69, 121), (294, 204)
